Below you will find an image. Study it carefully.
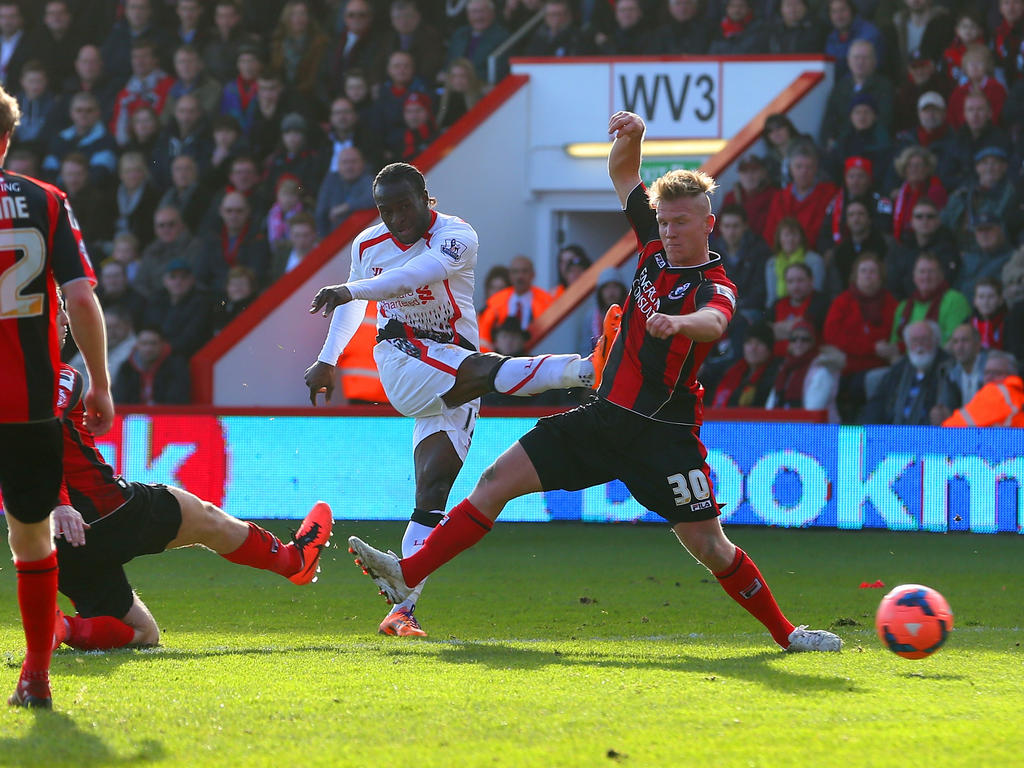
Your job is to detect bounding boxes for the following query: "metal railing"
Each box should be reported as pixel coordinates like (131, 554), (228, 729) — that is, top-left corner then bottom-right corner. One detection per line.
(487, 8), (545, 84)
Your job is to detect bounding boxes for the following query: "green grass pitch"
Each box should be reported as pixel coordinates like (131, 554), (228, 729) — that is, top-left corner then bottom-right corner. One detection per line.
(1, 523), (1021, 767)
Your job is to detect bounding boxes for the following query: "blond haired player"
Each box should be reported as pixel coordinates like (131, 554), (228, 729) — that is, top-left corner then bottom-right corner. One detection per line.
(347, 115), (843, 652)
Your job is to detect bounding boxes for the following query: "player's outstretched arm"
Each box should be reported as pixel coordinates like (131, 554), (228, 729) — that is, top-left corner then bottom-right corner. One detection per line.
(63, 279), (114, 435)
(608, 111), (645, 207)
(647, 308), (728, 342)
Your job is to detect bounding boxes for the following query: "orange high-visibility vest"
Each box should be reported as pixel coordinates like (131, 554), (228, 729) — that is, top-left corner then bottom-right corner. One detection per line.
(942, 376), (1024, 427)
(477, 285), (554, 344)
(337, 302), (386, 404)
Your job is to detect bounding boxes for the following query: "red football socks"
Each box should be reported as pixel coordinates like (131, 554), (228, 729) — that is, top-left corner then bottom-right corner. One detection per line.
(714, 547), (796, 648)
(221, 522), (300, 577)
(64, 614), (136, 650)
(400, 500), (493, 587)
(15, 551), (59, 687)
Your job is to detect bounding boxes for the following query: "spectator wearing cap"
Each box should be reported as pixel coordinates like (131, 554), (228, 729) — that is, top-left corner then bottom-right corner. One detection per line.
(315, 146), (375, 237)
(373, 0), (446, 86)
(113, 324), (192, 405)
(829, 198), (889, 290)
(821, 38), (894, 149)
(163, 44), (223, 128)
(446, 0), (510, 82)
(893, 53), (949, 133)
(762, 140), (838, 248)
(390, 92), (437, 163)
(819, 156), (892, 255)
(947, 44), (1008, 130)
(109, 38), (176, 146)
(887, 252), (970, 349)
(269, 0), (331, 104)
(195, 190), (272, 293)
(711, 203), (770, 321)
(823, 0), (885, 82)
(136, 205), (203, 298)
(264, 112), (324, 194)
(101, 0), (176, 83)
(219, 45), (263, 135)
(709, 321), (779, 408)
(891, 0), (952, 68)
(885, 198), (959, 299)
(709, 0), (768, 55)
(941, 91), (1011, 191)
(955, 214), (1015, 297)
(894, 92), (953, 182)
(723, 154), (778, 237)
(151, 93), (214, 188)
(203, 0), (262, 84)
(970, 277), (1008, 350)
(941, 145), (1021, 249)
(766, 0), (825, 55)
(652, 0), (713, 55)
(553, 244), (591, 299)
(891, 146), (946, 242)
(141, 258), (215, 359)
(826, 92), (892, 181)
(943, 12), (986, 87)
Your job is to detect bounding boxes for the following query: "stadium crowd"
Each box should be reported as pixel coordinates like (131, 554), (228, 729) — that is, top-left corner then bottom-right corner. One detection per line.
(8, 0), (1022, 423)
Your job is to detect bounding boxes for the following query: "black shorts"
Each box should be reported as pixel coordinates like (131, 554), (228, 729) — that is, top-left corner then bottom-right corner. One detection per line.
(519, 398), (720, 524)
(56, 482), (182, 619)
(0, 419), (63, 524)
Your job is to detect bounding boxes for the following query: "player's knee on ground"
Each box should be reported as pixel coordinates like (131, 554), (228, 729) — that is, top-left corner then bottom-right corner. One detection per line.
(123, 596), (160, 646)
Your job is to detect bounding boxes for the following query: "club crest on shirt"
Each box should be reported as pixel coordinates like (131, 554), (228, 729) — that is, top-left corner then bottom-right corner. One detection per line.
(440, 238), (467, 261)
(667, 283), (691, 301)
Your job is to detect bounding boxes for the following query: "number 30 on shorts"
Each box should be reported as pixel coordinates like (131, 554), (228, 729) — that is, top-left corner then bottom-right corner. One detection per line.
(666, 469), (711, 506)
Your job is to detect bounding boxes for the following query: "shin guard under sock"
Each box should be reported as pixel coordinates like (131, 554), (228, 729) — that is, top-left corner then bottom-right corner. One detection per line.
(714, 547), (796, 648)
(400, 500), (493, 587)
(221, 522), (300, 577)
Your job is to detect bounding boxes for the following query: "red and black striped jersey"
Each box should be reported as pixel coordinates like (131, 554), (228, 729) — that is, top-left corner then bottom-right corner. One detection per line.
(0, 170), (95, 423)
(598, 184), (738, 425)
(56, 364), (131, 523)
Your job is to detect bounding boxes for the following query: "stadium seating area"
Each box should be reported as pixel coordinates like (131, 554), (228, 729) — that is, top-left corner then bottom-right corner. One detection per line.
(9, 0), (1023, 423)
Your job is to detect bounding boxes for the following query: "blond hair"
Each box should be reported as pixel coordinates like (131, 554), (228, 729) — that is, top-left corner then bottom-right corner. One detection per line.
(648, 169), (718, 209)
(0, 83), (21, 137)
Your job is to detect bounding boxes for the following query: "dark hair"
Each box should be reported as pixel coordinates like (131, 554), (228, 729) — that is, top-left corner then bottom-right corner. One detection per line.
(289, 211), (316, 230)
(136, 323), (165, 338)
(493, 317), (528, 339)
(131, 37), (159, 55)
(849, 251), (885, 287)
(774, 216), (807, 251)
(974, 276), (1002, 294)
(557, 244), (591, 286)
(784, 261), (813, 279)
(373, 162), (436, 205)
(718, 202), (747, 222)
(484, 264), (510, 288)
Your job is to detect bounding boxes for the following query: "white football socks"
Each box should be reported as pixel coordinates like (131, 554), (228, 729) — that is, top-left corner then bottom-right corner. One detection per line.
(391, 519), (434, 614)
(493, 354), (594, 395)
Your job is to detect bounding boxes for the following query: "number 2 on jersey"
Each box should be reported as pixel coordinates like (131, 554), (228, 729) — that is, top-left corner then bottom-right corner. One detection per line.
(0, 227), (47, 319)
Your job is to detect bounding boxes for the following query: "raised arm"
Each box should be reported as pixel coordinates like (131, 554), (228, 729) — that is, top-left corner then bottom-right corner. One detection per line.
(607, 111), (645, 207)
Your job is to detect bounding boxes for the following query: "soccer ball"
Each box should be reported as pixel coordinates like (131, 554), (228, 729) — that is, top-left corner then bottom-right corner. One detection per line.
(875, 584), (953, 659)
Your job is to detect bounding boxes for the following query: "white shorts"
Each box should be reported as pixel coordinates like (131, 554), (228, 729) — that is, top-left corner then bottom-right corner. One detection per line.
(374, 338), (480, 460)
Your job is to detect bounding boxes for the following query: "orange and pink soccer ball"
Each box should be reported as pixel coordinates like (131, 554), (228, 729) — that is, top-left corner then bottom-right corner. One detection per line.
(875, 584), (954, 659)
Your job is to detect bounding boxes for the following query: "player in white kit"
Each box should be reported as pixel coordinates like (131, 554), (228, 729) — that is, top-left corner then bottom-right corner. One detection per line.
(305, 163), (594, 636)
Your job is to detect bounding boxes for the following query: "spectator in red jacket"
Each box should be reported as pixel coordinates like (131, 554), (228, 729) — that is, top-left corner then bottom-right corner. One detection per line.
(947, 44), (1007, 130)
(721, 153), (778, 238)
(770, 261), (830, 356)
(109, 38), (175, 146)
(762, 140), (838, 248)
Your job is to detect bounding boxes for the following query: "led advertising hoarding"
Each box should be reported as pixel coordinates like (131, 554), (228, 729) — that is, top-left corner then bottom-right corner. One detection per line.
(67, 415), (1024, 534)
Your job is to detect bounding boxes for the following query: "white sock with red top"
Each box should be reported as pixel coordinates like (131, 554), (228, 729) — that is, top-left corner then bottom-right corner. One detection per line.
(493, 355), (594, 395)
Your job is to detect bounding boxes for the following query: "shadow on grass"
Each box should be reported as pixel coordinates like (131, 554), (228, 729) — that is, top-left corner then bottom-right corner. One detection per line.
(380, 641), (867, 693)
(53, 644), (344, 677)
(0, 710), (164, 766)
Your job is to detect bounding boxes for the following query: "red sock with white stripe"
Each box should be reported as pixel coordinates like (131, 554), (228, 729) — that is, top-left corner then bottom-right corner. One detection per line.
(221, 522), (301, 577)
(15, 552), (59, 696)
(63, 615), (136, 650)
(713, 547), (796, 648)
(400, 500), (493, 587)
(493, 354), (593, 395)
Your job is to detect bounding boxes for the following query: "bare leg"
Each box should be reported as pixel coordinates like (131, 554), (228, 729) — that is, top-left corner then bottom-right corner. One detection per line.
(468, 441), (543, 521)
(671, 517), (737, 573)
(7, 517), (54, 562)
(164, 486), (249, 553)
(121, 592), (160, 647)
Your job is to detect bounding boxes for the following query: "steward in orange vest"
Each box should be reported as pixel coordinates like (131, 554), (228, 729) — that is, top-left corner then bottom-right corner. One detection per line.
(942, 366), (1024, 428)
(336, 301), (387, 404)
